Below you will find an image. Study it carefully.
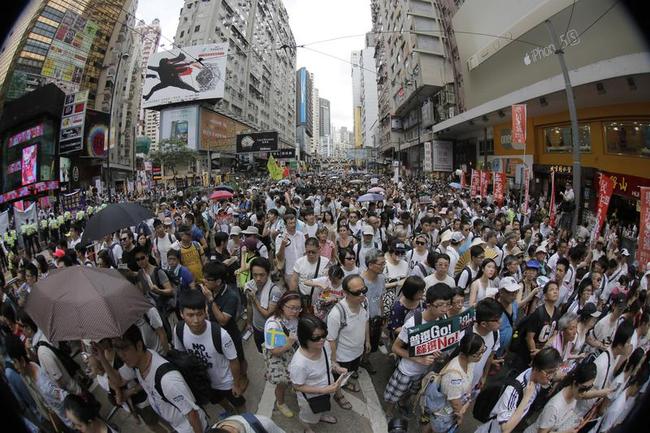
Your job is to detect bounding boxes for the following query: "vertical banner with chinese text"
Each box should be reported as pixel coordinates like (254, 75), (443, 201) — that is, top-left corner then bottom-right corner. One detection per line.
(549, 171), (556, 227)
(480, 170), (490, 198)
(591, 173), (615, 241)
(470, 169), (480, 197)
(636, 187), (650, 266)
(512, 104), (527, 145)
(494, 172), (506, 207)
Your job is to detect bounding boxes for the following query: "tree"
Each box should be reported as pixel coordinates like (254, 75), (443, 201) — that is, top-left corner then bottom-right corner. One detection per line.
(148, 139), (198, 180)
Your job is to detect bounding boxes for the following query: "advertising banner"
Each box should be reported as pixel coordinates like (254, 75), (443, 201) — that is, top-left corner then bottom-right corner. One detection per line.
(549, 171), (557, 227)
(408, 308), (475, 357)
(21, 145), (38, 185)
(270, 148), (296, 159)
(480, 170), (490, 198)
(591, 173), (615, 241)
(61, 190), (85, 211)
(160, 105), (199, 149)
(59, 90), (88, 154)
(432, 140), (453, 172)
(236, 131), (279, 153)
(637, 187), (650, 267)
(470, 169), (480, 197)
(199, 107), (248, 151)
(142, 43), (228, 109)
(494, 172), (506, 207)
(512, 104), (527, 145)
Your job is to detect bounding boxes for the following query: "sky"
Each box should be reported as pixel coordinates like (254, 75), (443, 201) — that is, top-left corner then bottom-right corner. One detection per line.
(136, 0), (373, 130)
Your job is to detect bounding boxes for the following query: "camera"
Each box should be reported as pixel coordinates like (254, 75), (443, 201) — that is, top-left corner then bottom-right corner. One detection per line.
(387, 417), (408, 433)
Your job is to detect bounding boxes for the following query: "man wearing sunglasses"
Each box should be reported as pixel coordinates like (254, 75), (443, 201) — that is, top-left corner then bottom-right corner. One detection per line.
(327, 275), (370, 410)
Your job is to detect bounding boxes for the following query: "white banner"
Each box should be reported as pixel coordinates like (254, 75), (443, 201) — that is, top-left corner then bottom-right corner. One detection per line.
(432, 140), (453, 172)
(0, 210), (9, 236)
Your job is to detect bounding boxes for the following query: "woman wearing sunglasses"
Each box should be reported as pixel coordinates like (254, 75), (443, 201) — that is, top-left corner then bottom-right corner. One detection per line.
(338, 248), (359, 277)
(263, 292), (302, 418)
(289, 315), (347, 433)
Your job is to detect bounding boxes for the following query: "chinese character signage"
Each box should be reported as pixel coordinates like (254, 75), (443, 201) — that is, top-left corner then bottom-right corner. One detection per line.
(591, 173), (615, 241)
(480, 170), (490, 198)
(408, 308), (476, 357)
(601, 171), (650, 200)
(59, 90), (88, 154)
(637, 187), (650, 267)
(512, 104), (527, 145)
(494, 172), (506, 207)
(470, 169), (480, 197)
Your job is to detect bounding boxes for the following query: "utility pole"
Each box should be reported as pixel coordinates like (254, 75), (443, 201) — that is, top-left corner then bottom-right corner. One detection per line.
(106, 53), (128, 202)
(546, 20), (581, 233)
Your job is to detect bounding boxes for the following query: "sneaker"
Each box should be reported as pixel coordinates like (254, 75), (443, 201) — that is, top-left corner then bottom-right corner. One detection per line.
(276, 403), (294, 418)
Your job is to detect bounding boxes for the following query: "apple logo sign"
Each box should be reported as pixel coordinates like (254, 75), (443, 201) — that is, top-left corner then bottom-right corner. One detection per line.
(523, 53), (532, 66)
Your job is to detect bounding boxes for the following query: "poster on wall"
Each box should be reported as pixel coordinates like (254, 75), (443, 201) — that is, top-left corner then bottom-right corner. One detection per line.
(432, 140), (453, 171)
(21, 145), (37, 185)
(160, 105), (199, 149)
(142, 43), (228, 109)
(236, 131), (279, 153)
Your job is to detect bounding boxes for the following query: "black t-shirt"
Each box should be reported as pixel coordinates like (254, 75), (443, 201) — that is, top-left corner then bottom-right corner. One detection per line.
(121, 245), (139, 272)
(209, 286), (241, 342)
(526, 304), (561, 349)
(213, 250), (237, 284)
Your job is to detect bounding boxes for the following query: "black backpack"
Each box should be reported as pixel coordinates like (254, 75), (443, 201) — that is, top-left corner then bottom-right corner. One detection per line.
(154, 350), (213, 407)
(174, 321), (223, 355)
(35, 341), (81, 378)
(473, 374), (525, 423)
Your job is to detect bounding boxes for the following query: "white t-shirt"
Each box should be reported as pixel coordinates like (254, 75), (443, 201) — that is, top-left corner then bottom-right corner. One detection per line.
(288, 345), (334, 399)
(276, 230), (306, 277)
(592, 315), (618, 346)
(440, 355), (474, 405)
(135, 307), (165, 355)
(396, 314), (436, 377)
(446, 247), (460, 278)
(384, 259), (409, 281)
(154, 233), (178, 268)
(172, 321), (237, 391)
(293, 255), (330, 296)
(423, 273), (455, 289)
(470, 325), (500, 390)
(33, 331), (82, 395)
(123, 350), (208, 433)
(342, 265), (359, 277)
(327, 299), (368, 362)
(523, 389), (578, 433)
(304, 222), (319, 238)
(406, 249), (428, 271)
(576, 348), (617, 417)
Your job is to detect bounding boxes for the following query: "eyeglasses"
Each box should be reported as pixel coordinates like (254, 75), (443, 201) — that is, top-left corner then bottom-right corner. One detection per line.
(309, 334), (327, 342)
(345, 256), (355, 261)
(285, 305), (302, 312)
(120, 238), (129, 242)
(347, 287), (368, 296)
(136, 256), (147, 261)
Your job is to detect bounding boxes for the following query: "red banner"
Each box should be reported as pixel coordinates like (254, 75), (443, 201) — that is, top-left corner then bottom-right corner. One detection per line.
(591, 173), (615, 241)
(637, 187), (650, 266)
(470, 169), (480, 197)
(549, 171), (556, 227)
(480, 171), (490, 198)
(493, 172), (506, 207)
(460, 171), (466, 188)
(523, 168), (530, 213)
(512, 104), (527, 145)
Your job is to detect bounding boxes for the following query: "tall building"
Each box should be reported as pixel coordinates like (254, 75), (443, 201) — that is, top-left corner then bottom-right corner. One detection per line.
(370, 0), (454, 171)
(319, 97), (331, 137)
(173, 0), (296, 149)
(0, 0), (144, 186)
(135, 18), (161, 150)
(351, 50), (363, 148)
(311, 85), (320, 156)
(295, 66), (313, 158)
(359, 37), (379, 150)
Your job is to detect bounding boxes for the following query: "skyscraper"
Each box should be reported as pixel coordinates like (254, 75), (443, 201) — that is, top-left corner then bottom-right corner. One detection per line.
(319, 98), (330, 137)
(312, 85), (320, 156)
(351, 50), (363, 148)
(173, 0), (296, 149)
(295, 66), (313, 158)
(135, 18), (162, 150)
(359, 38), (378, 150)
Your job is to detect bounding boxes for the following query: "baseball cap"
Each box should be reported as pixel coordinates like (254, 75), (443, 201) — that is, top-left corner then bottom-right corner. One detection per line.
(362, 225), (375, 236)
(393, 242), (407, 253)
(499, 276), (519, 291)
(53, 248), (66, 258)
(451, 232), (465, 243)
(510, 246), (524, 256)
(579, 302), (601, 318)
(535, 245), (547, 255)
(525, 259), (541, 270)
(440, 230), (453, 243)
(163, 217), (173, 226)
(471, 237), (486, 247)
(241, 226), (260, 236)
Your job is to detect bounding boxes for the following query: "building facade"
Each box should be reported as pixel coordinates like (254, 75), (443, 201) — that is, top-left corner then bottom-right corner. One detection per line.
(295, 66), (313, 158)
(312, 85), (320, 156)
(359, 38), (379, 150)
(319, 97), (331, 137)
(135, 18), (161, 150)
(351, 50), (363, 148)
(172, 0), (296, 150)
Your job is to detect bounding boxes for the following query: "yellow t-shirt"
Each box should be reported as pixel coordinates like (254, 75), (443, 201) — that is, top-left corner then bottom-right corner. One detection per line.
(180, 242), (204, 281)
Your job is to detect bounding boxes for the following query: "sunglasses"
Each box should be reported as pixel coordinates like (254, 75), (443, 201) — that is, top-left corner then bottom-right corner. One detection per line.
(309, 334), (327, 342)
(345, 256), (355, 260)
(347, 287), (368, 296)
(120, 238), (129, 241)
(415, 241), (427, 246)
(136, 256), (147, 261)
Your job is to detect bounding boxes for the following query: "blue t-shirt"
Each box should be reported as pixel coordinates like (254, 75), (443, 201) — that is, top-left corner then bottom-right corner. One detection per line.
(191, 224), (205, 243)
(498, 301), (518, 353)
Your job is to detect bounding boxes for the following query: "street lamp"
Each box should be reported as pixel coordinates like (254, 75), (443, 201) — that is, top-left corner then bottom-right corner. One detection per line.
(106, 52), (129, 202)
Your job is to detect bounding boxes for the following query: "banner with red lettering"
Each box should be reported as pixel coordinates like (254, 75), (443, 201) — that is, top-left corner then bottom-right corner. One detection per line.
(460, 171), (466, 189)
(637, 187), (650, 266)
(480, 170), (490, 198)
(523, 168), (530, 213)
(549, 171), (556, 227)
(591, 173), (615, 241)
(512, 104), (527, 145)
(470, 169), (480, 197)
(494, 172), (506, 207)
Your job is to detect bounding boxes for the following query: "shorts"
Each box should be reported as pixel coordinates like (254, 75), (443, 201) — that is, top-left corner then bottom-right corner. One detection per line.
(296, 392), (332, 424)
(210, 388), (246, 408)
(383, 368), (423, 403)
(333, 356), (361, 380)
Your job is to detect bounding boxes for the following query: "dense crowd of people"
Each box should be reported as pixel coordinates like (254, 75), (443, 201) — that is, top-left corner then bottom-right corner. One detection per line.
(1, 172), (650, 433)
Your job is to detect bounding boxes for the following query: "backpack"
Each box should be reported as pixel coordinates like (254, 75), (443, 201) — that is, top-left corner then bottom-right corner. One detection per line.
(332, 302), (348, 330)
(154, 349), (214, 407)
(35, 341), (81, 378)
(240, 413), (268, 433)
(417, 366), (464, 415)
(509, 305), (546, 357)
(454, 266), (472, 291)
(416, 263), (430, 278)
(154, 233), (175, 252)
(174, 321), (223, 355)
(473, 374), (525, 423)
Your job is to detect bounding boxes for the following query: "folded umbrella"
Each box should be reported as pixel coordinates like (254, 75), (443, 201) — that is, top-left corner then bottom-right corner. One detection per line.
(25, 267), (152, 342)
(210, 190), (234, 201)
(80, 203), (154, 245)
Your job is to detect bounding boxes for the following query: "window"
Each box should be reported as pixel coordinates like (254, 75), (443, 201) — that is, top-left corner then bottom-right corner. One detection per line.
(604, 121), (650, 157)
(543, 124), (591, 153)
(180, 30), (184, 37)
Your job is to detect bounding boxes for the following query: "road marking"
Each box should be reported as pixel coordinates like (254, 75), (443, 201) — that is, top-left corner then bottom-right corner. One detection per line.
(257, 382), (276, 418)
(358, 369), (388, 432)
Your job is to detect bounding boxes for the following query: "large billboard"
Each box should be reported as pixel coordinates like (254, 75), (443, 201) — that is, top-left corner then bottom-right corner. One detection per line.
(160, 105), (200, 149)
(236, 131), (279, 153)
(199, 108), (249, 152)
(142, 43), (228, 108)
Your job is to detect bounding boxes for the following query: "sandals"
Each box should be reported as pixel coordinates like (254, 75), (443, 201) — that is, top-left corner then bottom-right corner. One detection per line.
(343, 381), (361, 392)
(334, 394), (352, 410)
(320, 414), (338, 424)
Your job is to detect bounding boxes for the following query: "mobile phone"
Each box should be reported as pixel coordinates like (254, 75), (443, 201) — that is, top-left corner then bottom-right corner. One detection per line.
(339, 372), (354, 388)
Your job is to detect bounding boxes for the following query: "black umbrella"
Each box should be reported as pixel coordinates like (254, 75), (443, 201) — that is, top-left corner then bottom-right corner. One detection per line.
(214, 184), (234, 193)
(80, 203), (154, 245)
